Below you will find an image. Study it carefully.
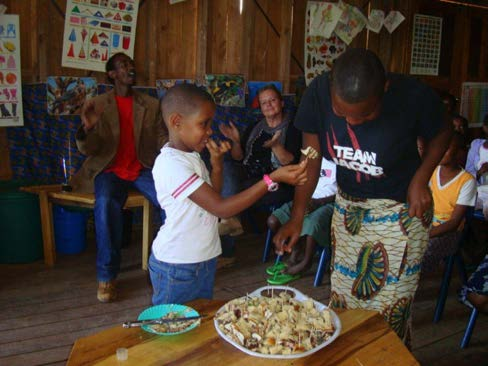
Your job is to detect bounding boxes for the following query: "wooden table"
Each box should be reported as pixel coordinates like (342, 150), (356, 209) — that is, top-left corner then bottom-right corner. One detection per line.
(67, 299), (419, 366)
(20, 184), (152, 270)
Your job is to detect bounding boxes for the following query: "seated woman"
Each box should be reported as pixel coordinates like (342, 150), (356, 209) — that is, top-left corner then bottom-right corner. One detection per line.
(219, 84), (301, 206)
(459, 254), (488, 313)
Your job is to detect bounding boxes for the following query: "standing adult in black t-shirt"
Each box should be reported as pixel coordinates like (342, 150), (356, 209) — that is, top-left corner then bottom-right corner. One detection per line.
(273, 48), (451, 343)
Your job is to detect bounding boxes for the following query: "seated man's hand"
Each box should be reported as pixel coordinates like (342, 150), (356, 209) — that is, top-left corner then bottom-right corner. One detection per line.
(81, 99), (102, 132)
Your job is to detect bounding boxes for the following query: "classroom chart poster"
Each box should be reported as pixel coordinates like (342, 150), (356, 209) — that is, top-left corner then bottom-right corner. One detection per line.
(62, 0), (140, 72)
(460, 82), (488, 127)
(0, 15), (23, 127)
(304, 1), (346, 86)
(410, 14), (442, 76)
(205, 74), (245, 107)
(47, 76), (97, 115)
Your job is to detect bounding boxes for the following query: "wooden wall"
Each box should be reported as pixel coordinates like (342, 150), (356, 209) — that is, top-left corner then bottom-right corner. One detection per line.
(0, 0), (487, 179)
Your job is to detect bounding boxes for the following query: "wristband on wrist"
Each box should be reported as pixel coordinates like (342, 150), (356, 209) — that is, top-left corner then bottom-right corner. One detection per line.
(263, 174), (279, 192)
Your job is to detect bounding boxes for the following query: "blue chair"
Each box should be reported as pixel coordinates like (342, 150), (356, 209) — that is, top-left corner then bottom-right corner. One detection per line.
(313, 245), (330, 287)
(432, 208), (473, 323)
(459, 209), (485, 348)
(432, 208), (485, 348)
(264, 231), (330, 287)
(460, 308), (479, 348)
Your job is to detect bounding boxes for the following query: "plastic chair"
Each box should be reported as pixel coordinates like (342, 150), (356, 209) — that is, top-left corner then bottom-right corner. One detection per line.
(264, 233), (330, 287)
(459, 209), (485, 348)
(433, 208), (473, 323)
(313, 245), (329, 287)
(460, 308), (479, 348)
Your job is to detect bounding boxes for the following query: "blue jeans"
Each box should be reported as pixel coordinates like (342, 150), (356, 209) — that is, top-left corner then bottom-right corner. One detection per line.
(94, 169), (165, 281)
(148, 253), (217, 305)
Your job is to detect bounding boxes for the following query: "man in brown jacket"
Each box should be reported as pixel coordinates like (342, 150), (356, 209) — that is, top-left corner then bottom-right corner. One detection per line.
(71, 53), (167, 302)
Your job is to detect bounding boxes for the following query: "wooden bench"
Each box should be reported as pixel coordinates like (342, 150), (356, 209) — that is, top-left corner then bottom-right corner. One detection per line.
(20, 184), (152, 270)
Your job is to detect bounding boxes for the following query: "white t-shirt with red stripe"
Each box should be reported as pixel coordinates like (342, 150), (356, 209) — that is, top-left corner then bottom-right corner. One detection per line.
(151, 144), (221, 263)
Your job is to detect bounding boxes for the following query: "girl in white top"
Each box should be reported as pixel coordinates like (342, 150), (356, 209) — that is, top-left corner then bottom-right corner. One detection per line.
(150, 84), (308, 305)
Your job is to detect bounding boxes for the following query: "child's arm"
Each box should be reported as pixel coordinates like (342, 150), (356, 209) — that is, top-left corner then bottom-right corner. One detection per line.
(206, 139), (231, 194)
(189, 161), (308, 218)
(274, 132), (322, 253)
(429, 204), (468, 238)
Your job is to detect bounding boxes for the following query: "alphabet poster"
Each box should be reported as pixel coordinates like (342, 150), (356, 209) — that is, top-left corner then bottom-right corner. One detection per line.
(0, 15), (23, 127)
(62, 0), (139, 72)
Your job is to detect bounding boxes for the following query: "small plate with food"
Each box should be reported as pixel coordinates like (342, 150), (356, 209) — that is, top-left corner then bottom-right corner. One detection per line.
(137, 304), (201, 336)
(214, 286), (341, 359)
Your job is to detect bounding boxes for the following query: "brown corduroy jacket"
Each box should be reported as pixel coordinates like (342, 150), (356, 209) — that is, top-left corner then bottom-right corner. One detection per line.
(70, 89), (167, 193)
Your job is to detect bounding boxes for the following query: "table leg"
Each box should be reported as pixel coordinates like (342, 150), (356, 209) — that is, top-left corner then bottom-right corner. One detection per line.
(39, 191), (56, 266)
(142, 198), (152, 271)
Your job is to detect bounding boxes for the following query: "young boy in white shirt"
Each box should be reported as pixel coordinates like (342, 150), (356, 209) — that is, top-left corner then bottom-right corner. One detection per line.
(150, 84), (307, 304)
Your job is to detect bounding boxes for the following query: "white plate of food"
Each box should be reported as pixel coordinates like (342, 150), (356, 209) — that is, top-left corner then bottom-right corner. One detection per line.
(214, 286), (341, 359)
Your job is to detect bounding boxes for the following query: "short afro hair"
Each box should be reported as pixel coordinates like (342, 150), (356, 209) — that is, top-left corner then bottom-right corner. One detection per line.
(330, 48), (386, 103)
(161, 83), (215, 123)
(105, 52), (131, 84)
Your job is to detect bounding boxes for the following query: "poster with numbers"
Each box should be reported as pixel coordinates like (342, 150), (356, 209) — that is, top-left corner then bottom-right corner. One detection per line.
(0, 15), (23, 127)
(460, 82), (488, 127)
(410, 14), (442, 76)
(62, 0), (139, 72)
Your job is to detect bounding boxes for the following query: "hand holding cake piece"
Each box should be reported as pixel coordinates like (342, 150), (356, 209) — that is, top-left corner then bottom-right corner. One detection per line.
(301, 146), (319, 160)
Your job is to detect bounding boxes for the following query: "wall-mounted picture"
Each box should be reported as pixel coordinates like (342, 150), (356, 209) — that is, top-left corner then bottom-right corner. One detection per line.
(205, 74), (245, 107)
(61, 0), (140, 72)
(47, 76), (98, 115)
(155, 78), (205, 100)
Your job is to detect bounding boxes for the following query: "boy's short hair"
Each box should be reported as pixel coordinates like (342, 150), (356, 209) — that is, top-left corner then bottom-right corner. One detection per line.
(330, 48), (386, 103)
(161, 83), (215, 123)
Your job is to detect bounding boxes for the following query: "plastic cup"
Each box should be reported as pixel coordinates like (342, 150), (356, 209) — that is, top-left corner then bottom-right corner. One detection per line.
(116, 347), (128, 361)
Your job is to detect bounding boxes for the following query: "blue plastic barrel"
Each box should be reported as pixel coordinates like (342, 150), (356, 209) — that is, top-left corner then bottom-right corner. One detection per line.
(53, 205), (88, 254)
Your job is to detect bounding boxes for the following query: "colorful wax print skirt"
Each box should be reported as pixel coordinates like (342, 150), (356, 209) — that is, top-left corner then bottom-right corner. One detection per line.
(459, 253), (488, 308)
(328, 189), (431, 342)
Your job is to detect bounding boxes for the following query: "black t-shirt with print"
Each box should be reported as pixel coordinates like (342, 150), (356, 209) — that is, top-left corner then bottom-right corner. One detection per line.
(295, 72), (445, 202)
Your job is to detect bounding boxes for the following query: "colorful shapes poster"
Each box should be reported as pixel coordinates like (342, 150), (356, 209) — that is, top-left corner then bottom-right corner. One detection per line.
(305, 1), (346, 86)
(46, 77), (98, 115)
(205, 74), (245, 107)
(155, 79), (205, 100)
(0, 15), (23, 127)
(62, 0), (139, 72)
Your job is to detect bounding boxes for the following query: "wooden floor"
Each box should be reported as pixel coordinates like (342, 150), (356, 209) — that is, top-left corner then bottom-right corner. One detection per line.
(1, 226), (487, 366)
